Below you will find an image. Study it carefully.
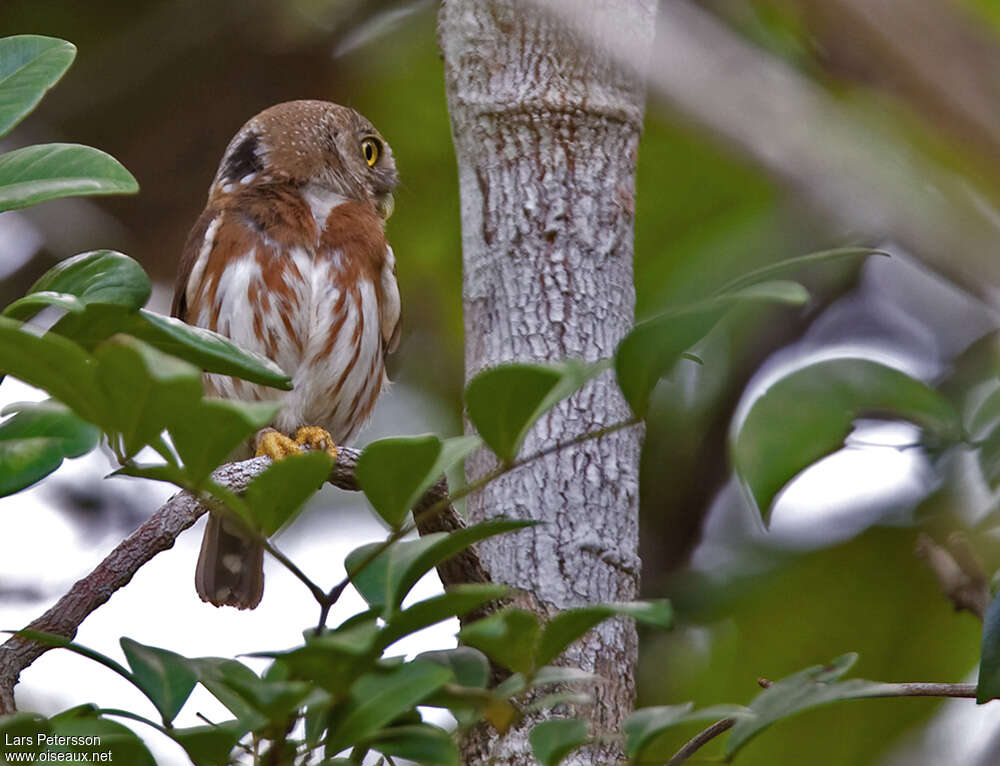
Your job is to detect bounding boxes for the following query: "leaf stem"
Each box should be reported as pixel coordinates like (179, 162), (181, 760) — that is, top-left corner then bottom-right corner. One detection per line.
(97, 707), (170, 736)
(414, 416), (642, 529)
(262, 541), (326, 604)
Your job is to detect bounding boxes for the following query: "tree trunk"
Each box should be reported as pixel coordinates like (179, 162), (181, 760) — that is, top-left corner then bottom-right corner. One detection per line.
(439, 1), (655, 761)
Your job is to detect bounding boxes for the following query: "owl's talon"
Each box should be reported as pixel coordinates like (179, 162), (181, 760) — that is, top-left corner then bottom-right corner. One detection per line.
(294, 426), (339, 460)
(255, 428), (302, 460)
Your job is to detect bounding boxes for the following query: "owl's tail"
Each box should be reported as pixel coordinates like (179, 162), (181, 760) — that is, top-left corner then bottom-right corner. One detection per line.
(195, 514), (265, 610)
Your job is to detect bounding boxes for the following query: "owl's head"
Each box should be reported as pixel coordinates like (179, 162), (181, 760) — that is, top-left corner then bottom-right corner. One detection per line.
(213, 100), (399, 220)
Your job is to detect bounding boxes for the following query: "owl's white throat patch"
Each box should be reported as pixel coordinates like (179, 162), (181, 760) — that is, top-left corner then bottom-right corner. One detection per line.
(302, 185), (349, 232)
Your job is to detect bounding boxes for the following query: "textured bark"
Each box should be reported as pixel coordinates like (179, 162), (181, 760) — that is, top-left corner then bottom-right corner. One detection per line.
(440, 1), (654, 762)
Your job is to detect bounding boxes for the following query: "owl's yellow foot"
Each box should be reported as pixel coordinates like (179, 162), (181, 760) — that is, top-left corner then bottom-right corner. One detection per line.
(254, 428), (302, 460)
(254, 427), (339, 461)
(294, 426), (339, 460)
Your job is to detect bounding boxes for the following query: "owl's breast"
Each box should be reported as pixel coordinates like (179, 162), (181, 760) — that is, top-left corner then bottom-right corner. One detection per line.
(190, 204), (394, 445)
(279, 250), (387, 441)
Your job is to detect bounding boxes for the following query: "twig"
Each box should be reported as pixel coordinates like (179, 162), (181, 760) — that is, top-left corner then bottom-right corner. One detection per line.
(665, 717), (734, 766)
(262, 540), (327, 605)
(915, 533), (989, 620)
(882, 682), (977, 697)
(665, 682), (979, 765)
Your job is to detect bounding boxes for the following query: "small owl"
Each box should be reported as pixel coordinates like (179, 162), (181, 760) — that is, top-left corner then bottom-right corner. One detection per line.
(172, 100), (401, 609)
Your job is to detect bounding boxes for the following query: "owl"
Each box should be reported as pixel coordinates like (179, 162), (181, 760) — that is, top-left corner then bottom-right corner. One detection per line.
(172, 100), (401, 609)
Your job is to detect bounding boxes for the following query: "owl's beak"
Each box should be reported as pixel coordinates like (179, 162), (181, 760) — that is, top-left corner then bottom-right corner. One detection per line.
(376, 192), (394, 221)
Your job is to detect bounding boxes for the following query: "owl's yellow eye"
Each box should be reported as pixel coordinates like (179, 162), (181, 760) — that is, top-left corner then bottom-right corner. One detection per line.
(361, 137), (381, 167)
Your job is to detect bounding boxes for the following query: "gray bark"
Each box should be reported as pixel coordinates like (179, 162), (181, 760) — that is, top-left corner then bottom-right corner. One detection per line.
(439, 1), (655, 762)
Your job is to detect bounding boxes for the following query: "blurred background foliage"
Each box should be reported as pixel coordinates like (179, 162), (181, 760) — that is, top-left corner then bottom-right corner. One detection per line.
(5, 0), (1000, 763)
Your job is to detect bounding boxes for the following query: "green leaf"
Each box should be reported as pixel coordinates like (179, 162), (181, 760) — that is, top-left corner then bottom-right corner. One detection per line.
(379, 584), (509, 649)
(616, 281), (809, 418)
(129, 310), (291, 390)
(188, 658), (269, 729)
(346, 519), (535, 615)
(20, 303), (131, 348)
(22, 300), (291, 391)
(978, 591), (1000, 702)
(457, 608), (541, 675)
(169, 399), (278, 485)
(0, 143), (138, 212)
(95, 335), (203, 457)
(325, 660), (453, 754)
(529, 718), (589, 766)
(535, 600), (673, 668)
(0, 36), (76, 138)
(725, 654), (896, 757)
(417, 647), (491, 689)
(465, 360), (607, 463)
(3, 291), (84, 320)
(370, 724), (459, 766)
(243, 450), (333, 536)
(262, 621), (380, 697)
(212, 674), (312, 723)
(170, 721), (245, 766)
(0, 316), (107, 425)
(0, 712), (47, 758)
(624, 703), (754, 759)
(112, 462), (188, 486)
(357, 434), (480, 527)
(45, 707), (154, 765)
(732, 358), (962, 519)
(120, 637), (198, 725)
(4, 251), (151, 320)
(0, 399), (99, 496)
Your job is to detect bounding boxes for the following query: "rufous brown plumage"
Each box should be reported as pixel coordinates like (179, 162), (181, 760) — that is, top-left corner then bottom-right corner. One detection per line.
(172, 100), (400, 609)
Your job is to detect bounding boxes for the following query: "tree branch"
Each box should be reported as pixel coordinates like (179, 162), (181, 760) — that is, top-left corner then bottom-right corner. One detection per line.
(0, 447), (473, 715)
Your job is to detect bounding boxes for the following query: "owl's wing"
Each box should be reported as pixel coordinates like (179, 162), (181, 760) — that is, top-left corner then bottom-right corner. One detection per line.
(380, 245), (401, 355)
(172, 207), (219, 321)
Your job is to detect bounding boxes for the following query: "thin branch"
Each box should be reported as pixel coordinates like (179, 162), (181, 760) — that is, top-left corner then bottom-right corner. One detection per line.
(915, 533), (989, 620)
(262, 540), (327, 605)
(664, 717), (734, 766)
(883, 682), (977, 697)
(447, 417), (642, 513)
(665, 682), (979, 766)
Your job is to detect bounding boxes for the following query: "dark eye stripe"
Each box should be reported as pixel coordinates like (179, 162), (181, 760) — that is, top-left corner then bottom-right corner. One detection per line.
(221, 132), (262, 182)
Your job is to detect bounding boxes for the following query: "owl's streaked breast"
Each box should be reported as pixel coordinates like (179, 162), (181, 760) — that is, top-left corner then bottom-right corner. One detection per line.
(187, 192), (395, 443)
